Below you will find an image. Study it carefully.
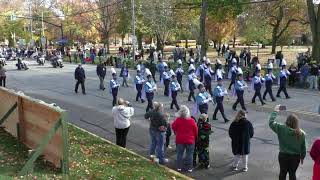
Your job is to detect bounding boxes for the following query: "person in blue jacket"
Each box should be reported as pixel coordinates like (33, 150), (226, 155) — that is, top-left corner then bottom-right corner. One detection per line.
(144, 69), (157, 112)
(134, 68), (145, 103)
(175, 59), (184, 93)
(110, 68), (120, 106)
(196, 81), (212, 114)
(212, 78), (229, 123)
(251, 70), (265, 105)
(170, 70), (181, 110)
(263, 68), (276, 101)
(276, 60), (291, 99)
(232, 72), (248, 112)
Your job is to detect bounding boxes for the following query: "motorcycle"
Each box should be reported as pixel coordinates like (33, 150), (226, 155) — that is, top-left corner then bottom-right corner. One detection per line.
(16, 58), (29, 70)
(50, 55), (63, 68)
(36, 55), (46, 65)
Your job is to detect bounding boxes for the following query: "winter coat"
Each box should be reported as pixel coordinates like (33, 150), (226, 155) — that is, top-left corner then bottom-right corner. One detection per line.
(112, 105), (134, 129)
(172, 117), (198, 145)
(144, 110), (167, 131)
(75, 67), (85, 81)
(96, 64), (106, 78)
(229, 118), (254, 155)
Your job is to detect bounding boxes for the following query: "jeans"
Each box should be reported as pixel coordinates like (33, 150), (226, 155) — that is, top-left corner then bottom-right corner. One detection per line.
(0, 76), (6, 87)
(122, 77), (129, 87)
(149, 129), (166, 164)
(176, 144), (195, 170)
(309, 75), (318, 90)
(98, 76), (105, 90)
(278, 153), (301, 180)
(115, 127), (130, 148)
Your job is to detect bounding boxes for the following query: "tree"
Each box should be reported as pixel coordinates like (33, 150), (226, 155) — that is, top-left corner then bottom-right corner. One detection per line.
(306, 0), (320, 63)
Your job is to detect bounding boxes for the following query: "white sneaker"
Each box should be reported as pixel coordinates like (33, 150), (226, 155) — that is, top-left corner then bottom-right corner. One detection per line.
(242, 167), (248, 172)
(150, 155), (156, 159)
(187, 169), (193, 173)
(167, 145), (172, 149)
(233, 167), (238, 171)
(177, 168), (182, 172)
(164, 158), (169, 163)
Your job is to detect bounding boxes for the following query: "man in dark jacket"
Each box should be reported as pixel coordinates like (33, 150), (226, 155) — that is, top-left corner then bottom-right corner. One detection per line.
(309, 64), (319, 90)
(96, 62), (106, 90)
(75, 64), (86, 94)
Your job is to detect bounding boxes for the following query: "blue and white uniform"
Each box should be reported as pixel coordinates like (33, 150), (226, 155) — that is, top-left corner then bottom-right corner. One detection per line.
(188, 72), (197, 101)
(134, 74), (145, 102)
(144, 80), (156, 112)
(110, 78), (120, 106)
(251, 75), (265, 104)
(163, 70), (171, 96)
(276, 69), (291, 98)
(232, 80), (247, 111)
(196, 91), (211, 114)
(175, 66), (184, 92)
(212, 84), (229, 122)
(263, 73), (276, 101)
(170, 80), (181, 110)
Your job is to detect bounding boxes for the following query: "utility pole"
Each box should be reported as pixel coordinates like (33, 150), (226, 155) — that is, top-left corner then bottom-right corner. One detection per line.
(131, 0), (136, 61)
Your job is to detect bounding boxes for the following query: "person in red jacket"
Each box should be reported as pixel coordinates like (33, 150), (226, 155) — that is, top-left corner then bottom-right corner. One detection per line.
(172, 105), (198, 172)
(310, 138), (320, 180)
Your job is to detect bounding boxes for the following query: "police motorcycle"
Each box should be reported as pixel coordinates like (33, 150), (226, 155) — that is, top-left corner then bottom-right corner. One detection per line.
(16, 58), (29, 70)
(50, 55), (63, 68)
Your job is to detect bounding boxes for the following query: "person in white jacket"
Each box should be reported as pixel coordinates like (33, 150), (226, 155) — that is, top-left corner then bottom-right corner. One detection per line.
(112, 98), (134, 148)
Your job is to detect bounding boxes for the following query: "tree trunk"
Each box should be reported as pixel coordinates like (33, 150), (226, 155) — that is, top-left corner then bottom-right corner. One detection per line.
(104, 32), (110, 54)
(137, 32), (143, 50)
(199, 0), (208, 59)
(306, 0), (320, 63)
(271, 30), (278, 54)
(185, 39), (188, 49)
(232, 35), (236, 48)
(156, 34), (164, 53)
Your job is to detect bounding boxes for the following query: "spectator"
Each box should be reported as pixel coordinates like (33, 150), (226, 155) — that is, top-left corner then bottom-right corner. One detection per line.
(269, 105), (306, 180)
(112, 98), (134, 148)
(172, 105), (198, 172)
(310, 138), (320, 180)
(309, 63), (319, 90)
(193, 113), (213, 169)
(300, 63), (310, 86)
(144, 102), (168, 164)
(288, 64), (298, 87)
(0, 64), (6, 87)
(229, 110), (254, 172)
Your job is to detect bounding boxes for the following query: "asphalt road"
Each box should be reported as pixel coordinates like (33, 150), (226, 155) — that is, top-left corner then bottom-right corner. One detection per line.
(2, 61), (319, 180)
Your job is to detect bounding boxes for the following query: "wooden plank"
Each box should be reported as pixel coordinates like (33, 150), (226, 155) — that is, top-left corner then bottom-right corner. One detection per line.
(60, 112), (69, 177)
(18, 119), (62, 176)
(0, 102), (17, 125)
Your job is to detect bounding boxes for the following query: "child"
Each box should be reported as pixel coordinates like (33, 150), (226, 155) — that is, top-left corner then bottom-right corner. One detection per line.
(193, 114), (213, 169)
(164, 113), (172, 149)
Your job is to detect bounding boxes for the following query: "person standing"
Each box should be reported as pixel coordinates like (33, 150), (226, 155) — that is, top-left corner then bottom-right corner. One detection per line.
(120, 63), (129, 87)
(110, 68), (120, 106)
(157, 59), (166, 82)
(212, 78), (230, 123)
(204, 59), (214, 96)
(269, 105), (306, 180)
(309, 63), (319, 90)
(134, 68), (145, 103)
(196, 58), (207, 83)
(96, 62), (106, 90)
(172, 105), (198, 172)
(288, 64), (298, 87)
(263, 68), (276, 101)
(170, 70), (181, 111)
(144, 69), (157, 112)
(112, 98), (134, 148)
(193, 113), (212, 169)
(310, 138), (320, 180)
(175, 59), (184, 93)
(251, 70), (265, 105)
(229, 110), (254, 172)
(163, 65), (171, 96)
(277, 60), (291, 99)
(188, 64), (197, 102)
(0, 64), (6, 87)
(74, 64), (86, 95)
(196, 81), (212, 115)
(144, 102), (168, 165)
(232, 71), (248, 112)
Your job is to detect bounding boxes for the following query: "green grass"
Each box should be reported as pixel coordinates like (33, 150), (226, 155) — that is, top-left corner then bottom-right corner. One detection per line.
(0, 125), (188, 180)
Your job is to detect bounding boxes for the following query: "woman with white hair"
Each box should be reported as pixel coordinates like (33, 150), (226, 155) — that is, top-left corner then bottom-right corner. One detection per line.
(172, 105), (198, 172)
(112, 98), (134, 148)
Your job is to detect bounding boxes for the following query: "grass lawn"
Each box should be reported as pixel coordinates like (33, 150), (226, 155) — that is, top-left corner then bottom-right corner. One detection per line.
(0, 125), (189, 180)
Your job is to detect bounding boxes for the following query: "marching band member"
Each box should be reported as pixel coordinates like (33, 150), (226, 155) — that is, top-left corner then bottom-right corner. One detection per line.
(228, 58), (238, 90)
(110, 68), (120, 106)
(163, 65), (171, 96)
(251, 70), (265, 105)
(215, 59), (224, 81)
(276, 59), (291, 99)
(188, 64), (197, 102)
(144, 68), (157, 112)
(157, 59), (166, 82)
(134, 67), (145, 103)
(212, 78), (230, 123)
(195, 79), (212, 114)
(175, 59), (184, 93)
(263, 65), (276, 101)
(196, 57), (207, 83)
(232, 69), (248, 112)
(204, 59), (215, 96)
(170, 70), (181, 111)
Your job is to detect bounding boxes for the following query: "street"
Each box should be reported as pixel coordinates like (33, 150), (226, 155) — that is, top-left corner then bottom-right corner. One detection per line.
(3, 60), (319, 180)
